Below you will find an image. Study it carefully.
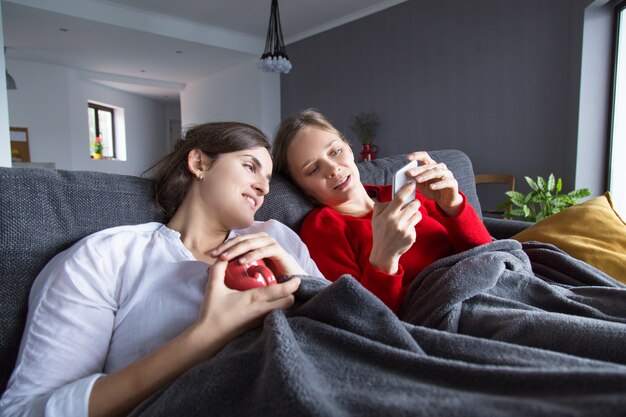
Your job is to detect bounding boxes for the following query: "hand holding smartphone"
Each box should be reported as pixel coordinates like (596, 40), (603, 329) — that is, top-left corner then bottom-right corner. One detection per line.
(392, 160), (418, 203)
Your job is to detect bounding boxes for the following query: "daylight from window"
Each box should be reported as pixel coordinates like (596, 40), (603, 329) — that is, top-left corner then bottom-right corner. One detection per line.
(87, 101), (127, 161)
(88, 103), (115, 159)
(611, 7), (626, 216)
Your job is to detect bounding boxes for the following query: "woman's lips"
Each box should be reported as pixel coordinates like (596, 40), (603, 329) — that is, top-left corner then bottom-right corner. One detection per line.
(334, 174), (351, 191)
(243, 194), (259, 210)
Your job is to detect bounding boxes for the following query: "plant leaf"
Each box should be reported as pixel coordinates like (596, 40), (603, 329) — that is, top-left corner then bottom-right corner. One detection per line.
(568, 188), (591, 199)
(547, 174), (556, 192)
(537, 176), (547, 192)
(525, 176), (538, 191)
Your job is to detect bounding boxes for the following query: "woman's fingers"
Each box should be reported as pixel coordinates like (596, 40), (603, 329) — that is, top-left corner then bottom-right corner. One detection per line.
(198, 267), (300, 340)
(406, 151), (435, 166)
(414, 162), (452, 183)
(206, 259), (228, 291)
(211, 233), (274, 261)
(234, 278), (300, 319)
(389, 182), (422, 216)
(211, 233), (306, 276)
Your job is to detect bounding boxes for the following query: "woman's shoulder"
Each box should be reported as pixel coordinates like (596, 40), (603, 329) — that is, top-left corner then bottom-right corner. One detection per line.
(301, 206), (350, 233)
(55, 222), (168, 261)
(78, 222), (166, 244)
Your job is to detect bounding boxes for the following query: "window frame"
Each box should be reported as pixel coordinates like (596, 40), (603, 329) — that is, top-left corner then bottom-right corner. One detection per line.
(88, 102), (116, 159)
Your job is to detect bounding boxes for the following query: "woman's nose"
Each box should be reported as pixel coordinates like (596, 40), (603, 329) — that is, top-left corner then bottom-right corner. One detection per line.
(324, 163), (340, 178)
(255, 177), (270, 195)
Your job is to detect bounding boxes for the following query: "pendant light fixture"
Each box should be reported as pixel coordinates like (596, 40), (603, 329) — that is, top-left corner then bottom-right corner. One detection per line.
(6, 70), (17, 90)
(258, 0), (292, 74)
(4, 48), (17, 90)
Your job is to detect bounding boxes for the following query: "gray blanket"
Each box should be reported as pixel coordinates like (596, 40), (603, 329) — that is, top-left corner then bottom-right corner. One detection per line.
(134, 242), (626, 417)
(402, 240), (626, 364)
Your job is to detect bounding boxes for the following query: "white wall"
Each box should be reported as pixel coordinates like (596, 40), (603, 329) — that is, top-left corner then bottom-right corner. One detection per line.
(6, 58), (171, 176)
(6, 60), (72, 168)
(0, 3), (11, 167)
(180, 59), (281, 140)
(3, 56), (280, 175)
(69, 76), (169, 175)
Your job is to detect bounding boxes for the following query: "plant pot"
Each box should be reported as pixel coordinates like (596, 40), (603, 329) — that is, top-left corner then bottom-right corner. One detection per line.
(93, 153), (103, 160)
(359, 143), (379, 161)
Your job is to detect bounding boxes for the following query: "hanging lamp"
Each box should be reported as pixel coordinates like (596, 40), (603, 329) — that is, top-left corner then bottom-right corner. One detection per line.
(258, 0), (292, 74)
(6, 70), (17, 90)
(4, 48), (16, 90)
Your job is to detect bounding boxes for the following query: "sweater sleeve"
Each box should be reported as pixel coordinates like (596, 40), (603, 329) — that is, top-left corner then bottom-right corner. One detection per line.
(426, 192), (493, 252)
(300, 208), (405, 313)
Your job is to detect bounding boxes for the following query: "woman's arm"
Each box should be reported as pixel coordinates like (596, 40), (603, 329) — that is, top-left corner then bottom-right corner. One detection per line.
(369, 182), (421, 274)
(425, 194), (493, 251)
(405, 151), (491, 249)
(299, 208), (406, 313)
(89, 260), (300, 417)
(0, 231), (299, 417)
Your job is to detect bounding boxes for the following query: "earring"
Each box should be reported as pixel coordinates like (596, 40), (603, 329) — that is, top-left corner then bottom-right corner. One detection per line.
(197, 175), (204, 181)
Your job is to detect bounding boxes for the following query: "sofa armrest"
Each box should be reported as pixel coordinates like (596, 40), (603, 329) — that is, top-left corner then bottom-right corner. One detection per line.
(483, 217), (533, 240)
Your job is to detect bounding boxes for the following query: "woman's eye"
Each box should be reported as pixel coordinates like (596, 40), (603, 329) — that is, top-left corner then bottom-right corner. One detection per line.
(244, 163), (255, 172)
(306, 166), (319, 176)
(332, 148), (342, 157)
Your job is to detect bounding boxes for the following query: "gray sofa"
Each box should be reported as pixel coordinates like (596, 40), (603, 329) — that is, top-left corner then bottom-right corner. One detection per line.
(0, 149), (530, 394)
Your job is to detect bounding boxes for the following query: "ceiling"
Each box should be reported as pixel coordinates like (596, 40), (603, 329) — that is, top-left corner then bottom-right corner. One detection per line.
(2, 0), (406, 103)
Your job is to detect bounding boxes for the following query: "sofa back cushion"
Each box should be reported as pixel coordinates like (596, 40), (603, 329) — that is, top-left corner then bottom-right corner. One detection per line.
(256, 149), (482, 230)
(0, 168), (164, 393)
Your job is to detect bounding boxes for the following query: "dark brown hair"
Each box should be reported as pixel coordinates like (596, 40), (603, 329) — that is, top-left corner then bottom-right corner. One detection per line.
(272, 109), (346, 179)
(147, 122), (270, 220)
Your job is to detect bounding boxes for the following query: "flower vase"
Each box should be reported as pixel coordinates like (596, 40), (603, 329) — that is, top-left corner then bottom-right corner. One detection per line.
(359, 143), (379, 161)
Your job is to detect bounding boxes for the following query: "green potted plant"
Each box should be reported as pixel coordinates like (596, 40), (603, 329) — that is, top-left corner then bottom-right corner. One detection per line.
(350, 112), (380, 145)
(499, 174), (591, 222)
(350, 112), (380, 160)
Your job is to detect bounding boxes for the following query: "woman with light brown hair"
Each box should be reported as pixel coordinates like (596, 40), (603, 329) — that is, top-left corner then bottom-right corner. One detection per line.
(272, 109), (491, 314)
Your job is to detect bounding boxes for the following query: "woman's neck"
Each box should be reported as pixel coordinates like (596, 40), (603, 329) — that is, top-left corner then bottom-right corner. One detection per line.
(167, 201), (229, 264)
(331, 186), (376, 218)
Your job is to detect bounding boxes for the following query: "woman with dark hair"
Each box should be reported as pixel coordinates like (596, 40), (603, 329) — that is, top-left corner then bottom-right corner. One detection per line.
(0, 122), (321, 417)
(272, 109), (491, 314)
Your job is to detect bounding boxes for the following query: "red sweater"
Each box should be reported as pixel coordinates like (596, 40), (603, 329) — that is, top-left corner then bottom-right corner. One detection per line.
(299, 184), (492, 314)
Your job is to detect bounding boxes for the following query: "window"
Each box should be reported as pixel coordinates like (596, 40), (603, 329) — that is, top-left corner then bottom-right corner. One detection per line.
(88, 102), (116, 159)
(609, 1), (626, 214)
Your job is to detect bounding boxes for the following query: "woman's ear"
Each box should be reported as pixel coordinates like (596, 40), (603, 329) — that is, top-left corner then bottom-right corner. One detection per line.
(187, 149), (207, 180)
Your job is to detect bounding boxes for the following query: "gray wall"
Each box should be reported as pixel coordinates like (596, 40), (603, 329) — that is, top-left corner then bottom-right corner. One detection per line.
(281, 0), (596, 212)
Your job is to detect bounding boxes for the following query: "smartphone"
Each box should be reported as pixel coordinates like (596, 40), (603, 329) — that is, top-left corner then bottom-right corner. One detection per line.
(392, 160), (418, 201)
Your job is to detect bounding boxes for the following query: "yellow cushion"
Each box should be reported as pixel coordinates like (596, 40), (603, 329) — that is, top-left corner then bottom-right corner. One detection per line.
(512, 192), (626, 284)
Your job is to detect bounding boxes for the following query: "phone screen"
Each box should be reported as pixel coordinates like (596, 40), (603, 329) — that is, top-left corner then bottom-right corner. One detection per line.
(392, 160), (418, 201)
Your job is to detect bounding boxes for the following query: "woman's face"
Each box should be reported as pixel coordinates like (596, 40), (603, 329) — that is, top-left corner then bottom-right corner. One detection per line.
(200, 146), (272, 230)
(286, 126), (360, 207)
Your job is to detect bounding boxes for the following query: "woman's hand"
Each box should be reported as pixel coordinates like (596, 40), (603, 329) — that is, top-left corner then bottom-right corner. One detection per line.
(406, 151), (463, 216)
(369, 182), (422, 274)
(191, 260), (300, 350)
(89, 261), (300, 417)
(210, 233), (307, 277)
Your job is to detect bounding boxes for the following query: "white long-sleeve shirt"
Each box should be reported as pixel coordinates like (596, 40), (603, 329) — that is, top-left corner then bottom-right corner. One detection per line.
(0, 221), (322, 417)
